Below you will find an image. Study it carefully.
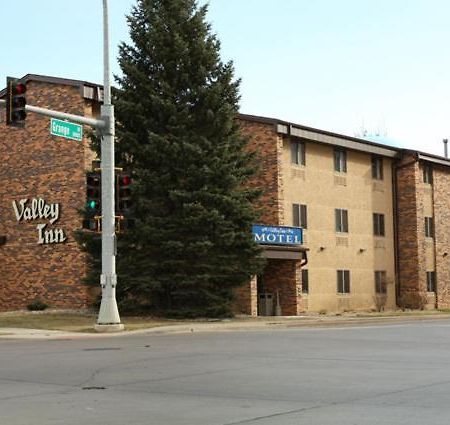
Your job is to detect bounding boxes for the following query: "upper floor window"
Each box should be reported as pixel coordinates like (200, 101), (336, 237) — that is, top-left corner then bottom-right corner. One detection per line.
(335, 209), (349, 233)
(372, 155), (383, 180)
(423, 165), (433, 184)
(291, 141), (305, 166)
(375, 271), (387, 294)
(302, 269), (309, 294)
(373, 213), (385, 236)
(425, 217), (434, 238)
(337, 270), (351, 294)
(293, 204), (307, 229)
(334, 148), (347, 173)
(426, 271), (436, 292)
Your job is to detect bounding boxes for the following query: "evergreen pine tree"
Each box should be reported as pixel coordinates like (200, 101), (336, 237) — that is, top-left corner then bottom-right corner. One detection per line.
(110, 0), (263, 317)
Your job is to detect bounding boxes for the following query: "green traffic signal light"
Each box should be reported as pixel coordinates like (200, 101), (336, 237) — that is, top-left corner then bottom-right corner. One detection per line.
(87, 200), (98, 210)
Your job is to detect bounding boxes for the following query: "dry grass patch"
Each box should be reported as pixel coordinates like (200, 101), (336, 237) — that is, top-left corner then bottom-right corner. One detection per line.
(0, 312), (183, 332)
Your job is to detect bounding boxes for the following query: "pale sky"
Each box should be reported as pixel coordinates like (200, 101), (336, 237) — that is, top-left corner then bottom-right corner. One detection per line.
(2, 0), (450, 155)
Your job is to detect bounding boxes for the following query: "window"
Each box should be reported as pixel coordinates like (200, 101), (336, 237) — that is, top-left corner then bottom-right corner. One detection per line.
(425, 217), (434, 238)
(426, 271), (436, 292)
(335, 209), (348, 233)
(423, 165), (433, 184)
(337, 270), (350, 294)
(371, 155), (383, 180)
(293, 204), (307, 228)
(334, 148), (347, 172)
(302, 269), (309, 294)
(373, 213), (385, 236)
(291, 141), (305, 166)
(375, 271), (387, 294)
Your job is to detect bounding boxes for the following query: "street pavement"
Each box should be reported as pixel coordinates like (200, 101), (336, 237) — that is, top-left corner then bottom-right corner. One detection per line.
(1, 319), (450, 424)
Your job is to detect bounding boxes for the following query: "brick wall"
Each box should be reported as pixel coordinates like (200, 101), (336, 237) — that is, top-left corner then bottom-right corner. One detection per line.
(0, 80), (97, 311)
(236, 119), (297, 315)
(262, 259), (300, 316)
(233, 276), (257, 316)
(238, 119), (284, 225)
(395, 153), (427, 308)
(432, 167), (450, 308)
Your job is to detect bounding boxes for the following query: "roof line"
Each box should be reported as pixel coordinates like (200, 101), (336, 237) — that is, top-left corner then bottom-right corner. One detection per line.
(0, 74), (103, 98)
(238, 113), (400, 153)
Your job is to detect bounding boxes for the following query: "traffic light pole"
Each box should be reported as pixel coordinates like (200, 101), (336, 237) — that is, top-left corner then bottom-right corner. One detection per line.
(95, 0), (123, 332)
(0, 0), (123, 332)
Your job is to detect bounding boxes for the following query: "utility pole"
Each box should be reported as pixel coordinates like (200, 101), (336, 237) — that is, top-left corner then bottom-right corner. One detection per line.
(0, 0), (123, 332)
(95, 0), (123, 331)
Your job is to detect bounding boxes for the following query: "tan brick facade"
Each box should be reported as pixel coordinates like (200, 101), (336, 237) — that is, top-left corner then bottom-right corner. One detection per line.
(0, 77), (100, 311)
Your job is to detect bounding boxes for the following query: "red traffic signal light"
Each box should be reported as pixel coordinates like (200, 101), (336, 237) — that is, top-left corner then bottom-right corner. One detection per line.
(120, 175), (131, 186)
(13, 83), (26, 95)
(6, 77), (27, 127)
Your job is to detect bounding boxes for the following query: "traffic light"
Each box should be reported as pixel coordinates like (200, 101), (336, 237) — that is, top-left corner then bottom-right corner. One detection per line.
(6, 77), (27, 127)
(86, 172), (101, 213)
(116, 173), (133, 213)
(82, 217), (100, 232)
(83, 172), (101, 231)
(117, 216), (136, 232)
(116, 172), (135, 232)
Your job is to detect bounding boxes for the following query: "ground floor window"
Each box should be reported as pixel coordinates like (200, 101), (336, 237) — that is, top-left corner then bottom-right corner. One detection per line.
(375, 271), (387, 294)
(337, 270), (350, 294)
(426, 271), (436, 292)
(301, 269), (309, 294)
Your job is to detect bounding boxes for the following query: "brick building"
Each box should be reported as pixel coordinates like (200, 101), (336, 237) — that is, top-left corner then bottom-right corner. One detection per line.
(395, 150), (450, 309)
(1, 75), (449, 314)
(237, 115), (398, 315)
(237, 115), (450, 315)
(0, 75), (102, 311)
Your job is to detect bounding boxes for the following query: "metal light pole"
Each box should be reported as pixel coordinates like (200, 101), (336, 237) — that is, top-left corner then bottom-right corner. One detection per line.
(95, 0), (124, 331)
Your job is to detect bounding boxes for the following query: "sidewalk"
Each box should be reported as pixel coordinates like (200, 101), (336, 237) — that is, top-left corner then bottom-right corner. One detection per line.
(1, 312), (450, 340)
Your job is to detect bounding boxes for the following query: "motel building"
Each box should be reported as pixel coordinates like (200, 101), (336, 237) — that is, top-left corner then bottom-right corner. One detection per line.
(2, 75), (450, 316)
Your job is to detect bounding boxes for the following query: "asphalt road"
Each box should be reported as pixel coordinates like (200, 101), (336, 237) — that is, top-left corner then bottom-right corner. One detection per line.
(1, 320), (450, 425)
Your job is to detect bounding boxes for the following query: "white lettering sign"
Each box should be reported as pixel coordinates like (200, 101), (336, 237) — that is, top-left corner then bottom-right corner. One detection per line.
(12, 197), (67, 245)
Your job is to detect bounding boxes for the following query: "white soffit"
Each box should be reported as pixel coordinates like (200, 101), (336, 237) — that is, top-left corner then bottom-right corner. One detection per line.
(277, 124), (397, 158)
(418, 153), (450, 167)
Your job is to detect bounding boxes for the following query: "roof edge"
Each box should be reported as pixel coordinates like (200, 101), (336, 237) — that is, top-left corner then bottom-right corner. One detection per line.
(0, 74), (103, 101)
(238, 113), (400, 155)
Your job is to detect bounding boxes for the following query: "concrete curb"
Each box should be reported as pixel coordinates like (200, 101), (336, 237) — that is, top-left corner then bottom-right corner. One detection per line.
(1, 313), (450, 340)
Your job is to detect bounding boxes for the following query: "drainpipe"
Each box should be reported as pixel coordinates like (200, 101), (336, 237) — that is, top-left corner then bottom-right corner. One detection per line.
(444, 139), (448, 158)
(300, 251), (308, 267)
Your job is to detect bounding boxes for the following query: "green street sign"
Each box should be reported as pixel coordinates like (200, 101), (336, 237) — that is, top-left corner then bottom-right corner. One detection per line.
(50, 118), (83, 141)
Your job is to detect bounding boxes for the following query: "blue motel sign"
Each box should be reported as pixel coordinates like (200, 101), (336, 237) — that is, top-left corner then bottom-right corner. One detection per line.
(252, 225), (303, 246)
